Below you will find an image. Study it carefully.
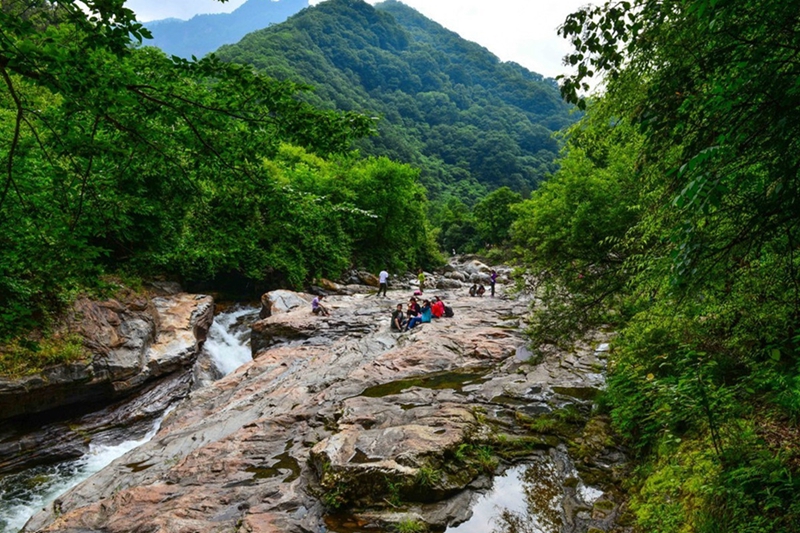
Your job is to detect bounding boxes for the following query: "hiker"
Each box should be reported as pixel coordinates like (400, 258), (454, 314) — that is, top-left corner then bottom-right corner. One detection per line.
(431, 296), (445, 318)
(417, 269), (425, 293)
(407, 297), (421, 318)
(420, 299), (432, 323)
(312, 294), (330, 316)
(490, 270), (498, 297)
(390, 303), (405, 331)
(469, 284), (478, 297)
(477, 284), (486, 297)
(378, 269), (389, 297)
(405, 297), (423, 330)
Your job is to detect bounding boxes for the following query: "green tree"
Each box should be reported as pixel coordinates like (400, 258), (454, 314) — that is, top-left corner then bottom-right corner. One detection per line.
(0, 0), (392, 344)
(473, 186), (522, 246)
(522, 0), (800, 531)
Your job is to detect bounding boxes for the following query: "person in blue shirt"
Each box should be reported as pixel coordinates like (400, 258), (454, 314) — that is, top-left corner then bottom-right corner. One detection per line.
(420, 299), (432, 323)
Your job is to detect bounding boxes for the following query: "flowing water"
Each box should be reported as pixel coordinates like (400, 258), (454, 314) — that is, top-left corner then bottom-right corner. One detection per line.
(0, 421), (162, 533)
(0, 305), (258, 533)
(204, 305), (259, 375)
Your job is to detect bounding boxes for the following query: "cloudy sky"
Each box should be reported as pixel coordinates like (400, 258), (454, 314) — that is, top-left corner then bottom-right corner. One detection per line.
(126, 0), (590, 79)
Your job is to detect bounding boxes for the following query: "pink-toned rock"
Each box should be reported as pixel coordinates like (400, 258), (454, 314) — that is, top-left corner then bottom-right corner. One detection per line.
(24, 278), (618, 533)
(0, 292), (213, 421)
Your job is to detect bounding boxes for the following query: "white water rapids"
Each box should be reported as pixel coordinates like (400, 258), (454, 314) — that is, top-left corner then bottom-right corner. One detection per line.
(0, 305), (258, 533)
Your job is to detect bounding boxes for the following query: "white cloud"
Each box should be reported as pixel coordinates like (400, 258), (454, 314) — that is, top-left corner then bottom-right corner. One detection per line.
(126, 0), (249, 22)
(128, 0), (592, 79)
(313, 0), (591, 79)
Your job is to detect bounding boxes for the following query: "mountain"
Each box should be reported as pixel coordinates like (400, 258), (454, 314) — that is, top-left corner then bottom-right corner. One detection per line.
(143, 0), (308, 59)
(215, 0), (576, 201)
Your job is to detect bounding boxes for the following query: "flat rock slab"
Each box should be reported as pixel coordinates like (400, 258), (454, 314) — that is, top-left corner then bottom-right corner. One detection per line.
(24, 286), (616, 533)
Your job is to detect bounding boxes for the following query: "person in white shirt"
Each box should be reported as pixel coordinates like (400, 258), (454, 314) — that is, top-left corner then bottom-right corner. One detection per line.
(378, 269), (389, 297)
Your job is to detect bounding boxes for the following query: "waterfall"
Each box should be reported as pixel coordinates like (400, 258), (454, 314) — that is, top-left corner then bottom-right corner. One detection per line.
(204, 305), (259, 376)
(0, 420), (162, 533)
(0, 305), (259, 532)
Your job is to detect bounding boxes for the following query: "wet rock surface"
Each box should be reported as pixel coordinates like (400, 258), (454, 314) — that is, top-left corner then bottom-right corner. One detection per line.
(24, 271), (629, 533)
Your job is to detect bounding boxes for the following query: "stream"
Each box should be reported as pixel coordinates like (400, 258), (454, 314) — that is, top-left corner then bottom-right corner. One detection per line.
(0, 305), (259, 533)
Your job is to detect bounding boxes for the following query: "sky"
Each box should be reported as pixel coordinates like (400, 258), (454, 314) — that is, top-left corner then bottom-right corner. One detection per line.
(125, 0), (591, 80)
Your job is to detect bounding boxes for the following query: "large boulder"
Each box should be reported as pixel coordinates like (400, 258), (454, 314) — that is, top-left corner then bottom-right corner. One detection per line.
(357, 271), (380, 287)
(317, 278), (348, 294)
(0, 292), (213, 421)
(470, 273), (492, 284)
(436, 278), (463, 290)
(462, 260), (491, 275)
(444, 271), (466, 282)
(310, 398), (479, 507)
(259, 290), (313, 318)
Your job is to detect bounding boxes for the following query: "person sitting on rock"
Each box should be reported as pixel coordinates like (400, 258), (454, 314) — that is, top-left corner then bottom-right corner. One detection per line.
(405, 298), (424, 330)
(431, 296), (445, 318)
(477, 284), (486, 297)
(420, 299), (432, 323)
(407, 297), (420, 318)
(311, 295), (330, 316)
(469, 284), (478, 297)
(391, 303), (405, 331)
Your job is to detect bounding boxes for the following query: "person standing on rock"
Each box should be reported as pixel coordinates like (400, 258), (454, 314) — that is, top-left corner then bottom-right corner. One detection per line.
(490, 270), (498, 297)
(311, 295), (330, 316)
(417, 269), (425, 293)
(391, 303), (405, 331)
(378, 269), (389, 297)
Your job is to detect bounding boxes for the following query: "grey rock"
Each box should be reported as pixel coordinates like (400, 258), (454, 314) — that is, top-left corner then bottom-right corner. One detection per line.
(0, 293), (213, 422)
(23, 290), (626, 533)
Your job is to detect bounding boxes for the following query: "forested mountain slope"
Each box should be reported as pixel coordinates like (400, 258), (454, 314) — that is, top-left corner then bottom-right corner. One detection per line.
(215, 0), (575, 201)
(144, 0), (308, 59)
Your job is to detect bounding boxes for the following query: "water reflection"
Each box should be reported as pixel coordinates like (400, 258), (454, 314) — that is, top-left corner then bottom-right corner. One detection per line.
(447, 448), (603, 533)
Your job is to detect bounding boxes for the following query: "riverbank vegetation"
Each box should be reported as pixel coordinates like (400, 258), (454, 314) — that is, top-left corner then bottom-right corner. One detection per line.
(0, 0), (439, 347)
(514, 0), (800, 530)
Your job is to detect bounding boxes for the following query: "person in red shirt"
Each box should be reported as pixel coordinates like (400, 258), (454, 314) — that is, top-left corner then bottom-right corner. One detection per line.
(431, 296), (445, 318)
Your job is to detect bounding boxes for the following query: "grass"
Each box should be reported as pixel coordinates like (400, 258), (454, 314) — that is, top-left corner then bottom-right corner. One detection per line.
(0, 332), (88, 378)
(393, 518), (428, 533)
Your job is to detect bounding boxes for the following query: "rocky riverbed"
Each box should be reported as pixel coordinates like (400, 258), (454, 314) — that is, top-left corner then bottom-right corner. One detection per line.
(21, 262), (631, 533)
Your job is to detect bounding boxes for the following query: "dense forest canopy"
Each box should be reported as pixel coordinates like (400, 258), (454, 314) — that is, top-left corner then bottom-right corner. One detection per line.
(214, 0), (576, 205)
(3, 0), (800, 530)
(0, 0), (438, 351)
(514, 0), (800, 530)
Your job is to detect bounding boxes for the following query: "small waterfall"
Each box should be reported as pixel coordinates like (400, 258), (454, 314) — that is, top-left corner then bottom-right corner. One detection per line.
(0, 305), (258, 532)
(0, 420), (162, 533)
(204, 305), (259, 376)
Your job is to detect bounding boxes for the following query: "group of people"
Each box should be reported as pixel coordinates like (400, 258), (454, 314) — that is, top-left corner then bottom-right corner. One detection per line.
(312, 268), (498, 328)
(391, 295), (451, 332)
(469, 270), (498, 297)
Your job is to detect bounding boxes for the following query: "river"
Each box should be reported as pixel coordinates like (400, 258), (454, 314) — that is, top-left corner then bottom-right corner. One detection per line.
(0, 305), (259, 533)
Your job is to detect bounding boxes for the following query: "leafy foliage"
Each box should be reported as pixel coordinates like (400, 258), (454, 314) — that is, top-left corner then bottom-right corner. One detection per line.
(514, 0), (800, 531)
(0, 0), (438, 345)
(213, 0), (575, 202)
